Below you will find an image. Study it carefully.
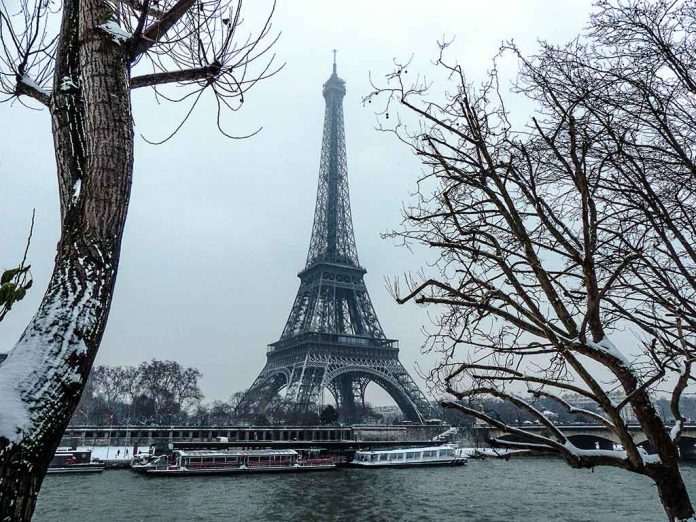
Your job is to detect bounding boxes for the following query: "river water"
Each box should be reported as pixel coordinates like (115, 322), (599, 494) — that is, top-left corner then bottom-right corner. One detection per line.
(34, 458), (696, 521)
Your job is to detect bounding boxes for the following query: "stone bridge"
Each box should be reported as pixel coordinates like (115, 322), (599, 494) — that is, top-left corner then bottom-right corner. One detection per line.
(471, 423), (696, 458)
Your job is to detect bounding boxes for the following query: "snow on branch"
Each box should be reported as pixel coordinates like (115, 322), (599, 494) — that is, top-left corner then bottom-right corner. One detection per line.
(441, 400), (566, 452)
(563, 441), (661, 467)
(16, 75), (51, 107)
(584, 336), (630, 367)
(97, 20), (133, 46)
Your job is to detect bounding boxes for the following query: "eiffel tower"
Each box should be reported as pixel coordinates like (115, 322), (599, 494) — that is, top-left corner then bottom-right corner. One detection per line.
(236, 55), (437, 423)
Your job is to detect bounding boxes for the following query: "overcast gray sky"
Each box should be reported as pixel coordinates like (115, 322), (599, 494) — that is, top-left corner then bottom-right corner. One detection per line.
(0, 0), (596, 403)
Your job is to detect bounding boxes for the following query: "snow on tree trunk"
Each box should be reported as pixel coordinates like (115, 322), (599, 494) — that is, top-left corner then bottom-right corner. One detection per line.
(0, 1), (133, 519)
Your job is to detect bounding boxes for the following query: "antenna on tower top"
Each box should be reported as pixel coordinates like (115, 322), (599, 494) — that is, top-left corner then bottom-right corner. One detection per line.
(332, 49), (337, 74)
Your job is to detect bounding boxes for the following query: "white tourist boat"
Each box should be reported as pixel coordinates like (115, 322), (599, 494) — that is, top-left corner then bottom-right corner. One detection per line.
(350, 445), (467, 468)
(132, 448), (337, 476)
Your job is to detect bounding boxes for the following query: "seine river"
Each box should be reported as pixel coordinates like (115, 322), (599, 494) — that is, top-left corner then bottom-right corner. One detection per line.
(34, 458), (696, 521)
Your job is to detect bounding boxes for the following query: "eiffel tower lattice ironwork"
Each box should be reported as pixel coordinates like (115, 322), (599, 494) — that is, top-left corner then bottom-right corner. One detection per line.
(236, 56), (437, 423)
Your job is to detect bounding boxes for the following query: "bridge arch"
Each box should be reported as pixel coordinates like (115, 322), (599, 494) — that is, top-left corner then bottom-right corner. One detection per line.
(636, 435), (696, 458)
(567, 434), (615, 450)
(639, 435), (696, 459)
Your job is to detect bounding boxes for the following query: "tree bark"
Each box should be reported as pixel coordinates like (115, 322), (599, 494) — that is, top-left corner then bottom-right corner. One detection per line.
(651, 465), (695, 522)
(0, 1), (133, 519)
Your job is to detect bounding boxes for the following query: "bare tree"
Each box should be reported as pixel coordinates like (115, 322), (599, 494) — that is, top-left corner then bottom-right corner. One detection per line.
(90, 366), (127, 413)
(0, 1), (278, 517)
(120, 365), (141, 406)
(228, 389), (247, 411)
(171, 366), (203, 413)
(368, 1), (695, 519)
(208, 400), (234, 424)
(137, 359), (202, 417)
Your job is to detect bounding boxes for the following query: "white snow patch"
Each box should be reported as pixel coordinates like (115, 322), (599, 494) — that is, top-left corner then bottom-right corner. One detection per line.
(76, 446), (135, 462)
(586, 336), (630, 366)
(0, 357), (32, 443)
(563, 440), (661, 465)
(641, 452), (662, 465)
(98, 21), (132, 45)
(19, 75), (50, 97)
(0, 259), (103, 444)
(60, 76), (77, 92)
(677, 359), (687, 376)
(671, 420), (683, 442)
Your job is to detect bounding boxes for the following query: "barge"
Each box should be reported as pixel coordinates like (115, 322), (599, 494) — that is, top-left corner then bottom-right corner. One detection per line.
(132, 448), (337, 476)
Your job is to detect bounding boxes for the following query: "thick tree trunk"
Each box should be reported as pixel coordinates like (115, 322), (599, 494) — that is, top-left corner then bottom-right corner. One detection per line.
(617, 369), (694, 519)
(0, 1), (133, 519)
(652, 465), (695, 521)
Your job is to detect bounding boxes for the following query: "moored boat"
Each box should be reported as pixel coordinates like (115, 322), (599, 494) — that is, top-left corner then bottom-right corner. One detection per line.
(132, 449), (337, 476)
(350, 445), (467, 468)
(48, 449), (105, 474)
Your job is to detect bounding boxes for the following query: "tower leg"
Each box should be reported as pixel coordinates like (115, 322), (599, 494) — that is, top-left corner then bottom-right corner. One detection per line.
(335, 374), (358, 423)
(235, 366), (289, 422)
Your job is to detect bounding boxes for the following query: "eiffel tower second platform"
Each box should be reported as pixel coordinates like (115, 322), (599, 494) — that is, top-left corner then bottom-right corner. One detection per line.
(236, 58), (437, 423)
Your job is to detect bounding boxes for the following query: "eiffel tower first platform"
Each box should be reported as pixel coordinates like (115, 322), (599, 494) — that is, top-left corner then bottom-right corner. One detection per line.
(236, 57), (438, 423)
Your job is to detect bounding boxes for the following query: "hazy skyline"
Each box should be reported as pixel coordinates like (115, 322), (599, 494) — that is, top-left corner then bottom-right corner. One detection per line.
(0, 1), (595, 403)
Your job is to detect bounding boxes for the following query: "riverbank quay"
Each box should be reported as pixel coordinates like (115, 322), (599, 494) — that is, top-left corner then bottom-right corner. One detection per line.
(62, 422), (696, 462)
(61, 423), (450, 448)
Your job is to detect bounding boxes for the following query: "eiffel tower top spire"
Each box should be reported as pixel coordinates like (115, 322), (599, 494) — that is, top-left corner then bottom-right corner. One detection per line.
(305, 54), (358, 268)
(278, 59), (385, 340)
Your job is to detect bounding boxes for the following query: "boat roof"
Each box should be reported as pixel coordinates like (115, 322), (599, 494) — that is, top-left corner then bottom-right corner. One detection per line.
(175, 449), (298, 458)
(354, 446), (453, 455)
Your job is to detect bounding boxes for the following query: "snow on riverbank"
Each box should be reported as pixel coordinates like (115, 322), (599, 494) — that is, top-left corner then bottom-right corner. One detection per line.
(73, 446), (137, 462)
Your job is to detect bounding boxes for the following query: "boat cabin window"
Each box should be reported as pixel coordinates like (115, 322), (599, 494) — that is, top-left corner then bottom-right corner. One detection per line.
(379, 454), (388, 461)
(406, 452), (418, 460)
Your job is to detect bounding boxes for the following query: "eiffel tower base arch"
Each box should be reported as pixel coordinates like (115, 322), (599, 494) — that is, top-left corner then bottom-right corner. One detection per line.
(236, 344), (437, 423)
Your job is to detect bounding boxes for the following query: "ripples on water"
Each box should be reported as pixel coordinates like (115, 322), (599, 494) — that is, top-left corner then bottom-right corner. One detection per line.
(34, 458), (696, 521)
